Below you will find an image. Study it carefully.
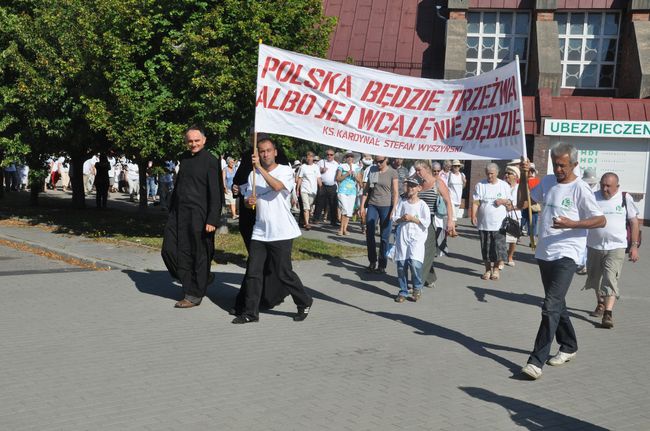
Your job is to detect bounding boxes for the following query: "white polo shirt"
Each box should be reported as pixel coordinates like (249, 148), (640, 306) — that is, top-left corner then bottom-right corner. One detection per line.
(318, 159), (339, 186)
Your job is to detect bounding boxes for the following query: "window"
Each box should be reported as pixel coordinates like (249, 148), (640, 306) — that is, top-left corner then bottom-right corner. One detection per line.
(465, 11), (531, 82)
(556, 12), (620, 89)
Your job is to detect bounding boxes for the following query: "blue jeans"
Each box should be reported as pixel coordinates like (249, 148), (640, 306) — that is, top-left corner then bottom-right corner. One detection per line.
(365, 204), (392, 269)
(147, 176), (158, 198)
(521, 211), (538, 236)
(528, 257), (578, 368)
(396, 259), (423, 297)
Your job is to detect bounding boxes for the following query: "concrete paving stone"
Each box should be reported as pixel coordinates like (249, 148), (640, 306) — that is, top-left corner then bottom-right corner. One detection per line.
(1, 219), (649, 429)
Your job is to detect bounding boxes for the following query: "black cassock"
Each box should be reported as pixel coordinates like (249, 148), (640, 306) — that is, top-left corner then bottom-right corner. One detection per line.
(162, 149), (222, 300)
(231, 147), (290, 312)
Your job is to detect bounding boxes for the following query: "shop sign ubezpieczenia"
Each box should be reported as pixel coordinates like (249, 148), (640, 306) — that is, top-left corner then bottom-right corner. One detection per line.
(544, 119), (650, 139)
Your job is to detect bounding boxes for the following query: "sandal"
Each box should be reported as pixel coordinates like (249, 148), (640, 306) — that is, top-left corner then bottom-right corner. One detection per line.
(481, 271), (491, 280)
(490, 269), (500, 280)
(174, 299), (199, 308)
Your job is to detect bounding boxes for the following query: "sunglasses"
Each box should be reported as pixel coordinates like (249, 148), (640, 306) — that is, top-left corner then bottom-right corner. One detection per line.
(376, 159), (386, 164)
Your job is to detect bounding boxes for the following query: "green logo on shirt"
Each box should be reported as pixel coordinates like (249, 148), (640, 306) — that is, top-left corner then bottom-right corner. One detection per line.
(561, 198), (572, 209)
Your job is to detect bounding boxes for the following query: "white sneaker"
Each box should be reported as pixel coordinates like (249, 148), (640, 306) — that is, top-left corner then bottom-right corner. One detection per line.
(547, 351), (576, 366)
(521, 363), (542, 380)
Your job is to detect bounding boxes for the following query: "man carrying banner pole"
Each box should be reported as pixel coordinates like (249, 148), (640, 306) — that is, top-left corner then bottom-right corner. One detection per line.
(517, 143), (605, 380)
(233, 137), (313, 323)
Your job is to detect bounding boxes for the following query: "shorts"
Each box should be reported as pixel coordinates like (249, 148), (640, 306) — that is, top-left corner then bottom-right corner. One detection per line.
(338, 193), (356, 217)
(224, 189), (235, 205)
(300, 191), (316, 209)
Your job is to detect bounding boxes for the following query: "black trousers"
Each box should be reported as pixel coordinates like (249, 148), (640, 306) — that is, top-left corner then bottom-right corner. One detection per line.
(161, 206), (215, 301)
(95, 183), (108, 208)
(241, 239), (312, 319)
(313, 184), (337, 224)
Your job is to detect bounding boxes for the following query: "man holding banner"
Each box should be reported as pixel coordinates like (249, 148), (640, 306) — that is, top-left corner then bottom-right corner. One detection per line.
(233, 137), (313, 324)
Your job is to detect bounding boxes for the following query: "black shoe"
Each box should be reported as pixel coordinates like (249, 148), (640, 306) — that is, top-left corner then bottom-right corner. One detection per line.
(293, 306), (311, 322)
(375, 267), (386, 274)
(366, 263), (377, 272)
(231, 315), (258, 324)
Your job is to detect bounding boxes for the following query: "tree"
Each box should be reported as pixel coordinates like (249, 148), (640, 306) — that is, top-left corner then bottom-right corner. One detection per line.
(0, 0), (335, 207)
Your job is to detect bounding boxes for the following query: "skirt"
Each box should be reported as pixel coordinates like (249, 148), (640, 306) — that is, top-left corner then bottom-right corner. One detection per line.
(338, 193), (356, 217)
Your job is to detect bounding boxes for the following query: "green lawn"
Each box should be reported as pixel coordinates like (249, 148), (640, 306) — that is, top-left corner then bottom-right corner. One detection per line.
(0, 191), (365, 265)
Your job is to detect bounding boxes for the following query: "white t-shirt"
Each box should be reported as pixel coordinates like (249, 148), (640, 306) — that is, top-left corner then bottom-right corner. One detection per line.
(473, 179), (511, 231)
(532, 175), (603, 262)
(391, 198), (431, 263)
(318, 159), (340, 186)
(297, 163), (320, 195)
(127, 163), (139, 181)
(82, 157), (97, 175)
(447, 171), (465, 206)
(107, 157), (116, 178)
(246, 164), (301, 242)
(587, 191), (639, 250)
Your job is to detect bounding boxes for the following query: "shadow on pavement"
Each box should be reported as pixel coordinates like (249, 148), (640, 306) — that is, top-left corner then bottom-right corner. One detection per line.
(124, 269), (242, 312)
(304, 286), (527, 374)
(465, 286), (599, 327)
(372, 311), (528, 373)
(459, 387), (609, 430)
(323, 272), (393, 298)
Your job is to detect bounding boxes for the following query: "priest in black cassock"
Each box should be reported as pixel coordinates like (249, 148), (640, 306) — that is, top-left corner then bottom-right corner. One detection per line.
(162, 126), (222, 308)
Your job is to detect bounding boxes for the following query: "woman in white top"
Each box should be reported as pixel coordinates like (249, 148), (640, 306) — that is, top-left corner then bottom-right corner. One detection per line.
(471, 163), (512, 280)
(447, 160), (466, 220)
(504, 165), (521, 267)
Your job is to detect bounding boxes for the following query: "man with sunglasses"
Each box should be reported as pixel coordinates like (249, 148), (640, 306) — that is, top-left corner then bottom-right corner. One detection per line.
(313, 149), (340, 226)
(360, 155), (399, 273)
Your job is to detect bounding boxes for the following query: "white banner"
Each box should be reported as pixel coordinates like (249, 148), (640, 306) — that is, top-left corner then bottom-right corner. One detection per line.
(255, 44), (526, 160)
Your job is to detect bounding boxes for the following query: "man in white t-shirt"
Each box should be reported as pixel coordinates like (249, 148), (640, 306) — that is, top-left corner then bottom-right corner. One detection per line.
(584, 172), (640, 329)
(296, 151), (321, 230)
(518, 143), (605, 380)
(82, 155), (98, 193)
(313, 148), (340, 226)
(234, 138), (313, 324)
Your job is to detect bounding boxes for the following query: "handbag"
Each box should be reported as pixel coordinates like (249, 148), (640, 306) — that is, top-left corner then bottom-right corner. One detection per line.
(433, 180), (447, 217)
(500, 214), (522, 238)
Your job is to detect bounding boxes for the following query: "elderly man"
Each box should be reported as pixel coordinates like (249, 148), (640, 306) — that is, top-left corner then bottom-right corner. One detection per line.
(584, 172), (640, 328)
(161, 125), (222, 308)
(518, 143), (606, 380)
(234, 137), (313, 323)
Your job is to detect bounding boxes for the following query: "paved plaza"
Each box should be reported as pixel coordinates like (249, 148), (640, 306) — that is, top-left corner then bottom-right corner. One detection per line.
(1, 220), (649, 430)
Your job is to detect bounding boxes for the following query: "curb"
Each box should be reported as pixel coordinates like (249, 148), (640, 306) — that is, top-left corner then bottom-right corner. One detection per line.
(0, 232), (121, 270)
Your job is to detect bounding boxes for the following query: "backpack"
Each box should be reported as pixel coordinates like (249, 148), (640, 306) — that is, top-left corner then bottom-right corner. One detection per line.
(622, 192), (642, 253)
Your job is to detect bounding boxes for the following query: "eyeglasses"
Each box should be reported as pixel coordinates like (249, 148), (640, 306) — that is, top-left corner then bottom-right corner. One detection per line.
(376, 159), (386, 164)
(326, 153), (334, 156)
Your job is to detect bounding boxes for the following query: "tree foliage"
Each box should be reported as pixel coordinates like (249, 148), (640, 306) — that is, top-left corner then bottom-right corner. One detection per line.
(0, 0), (335, 203)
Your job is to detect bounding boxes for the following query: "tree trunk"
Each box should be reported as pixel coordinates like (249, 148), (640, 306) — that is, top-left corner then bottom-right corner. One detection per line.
(71, 153), (86, 209)
(0, 149), (5, 200)
(27, 156), (44, 206)
(138, 159), (148, 211)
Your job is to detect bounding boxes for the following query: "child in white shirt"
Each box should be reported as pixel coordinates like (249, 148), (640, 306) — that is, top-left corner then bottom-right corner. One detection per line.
(391, 175), (431, 302)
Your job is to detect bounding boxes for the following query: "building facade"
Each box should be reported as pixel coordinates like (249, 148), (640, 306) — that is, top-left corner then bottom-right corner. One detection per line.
(323, 0), (650, 222)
